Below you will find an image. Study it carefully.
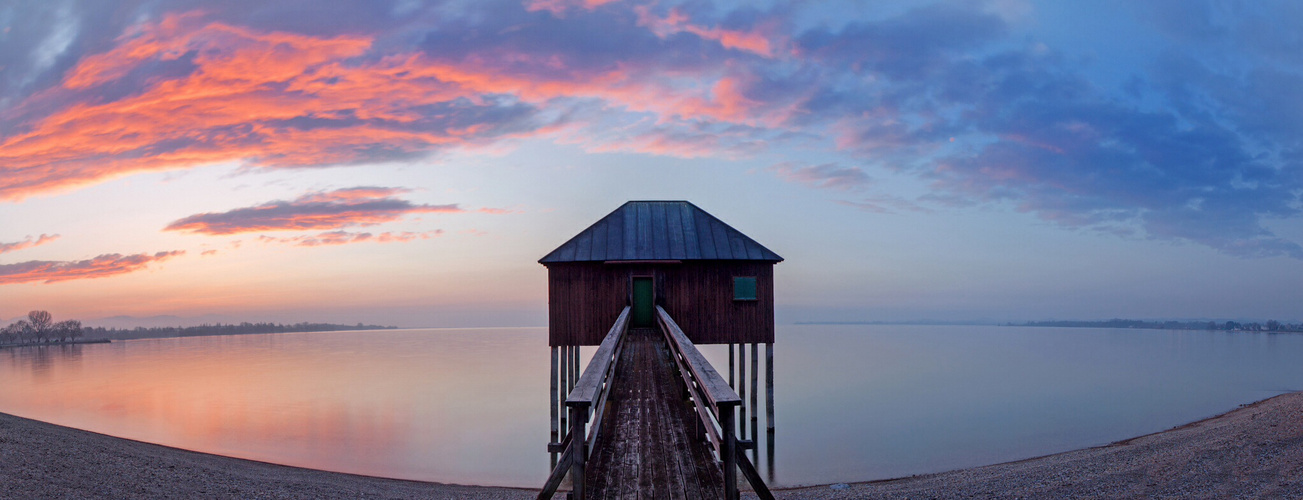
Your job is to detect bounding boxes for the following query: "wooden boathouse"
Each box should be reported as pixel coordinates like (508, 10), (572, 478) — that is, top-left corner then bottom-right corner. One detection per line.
(540, 201), (781, 500)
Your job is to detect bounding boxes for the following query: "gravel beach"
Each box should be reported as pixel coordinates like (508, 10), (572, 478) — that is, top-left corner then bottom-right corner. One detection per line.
(5, 393), (1303, 499)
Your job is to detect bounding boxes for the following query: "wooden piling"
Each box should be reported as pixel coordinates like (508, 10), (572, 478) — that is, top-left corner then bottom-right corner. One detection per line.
(750, 342), (759, 463)
(739, 345), (747, 436)
(551, 346), (559, 439)
(766, 425), (776, 483)
(570, 345), (577, 392)
(560, 345), (569, 433)
(750, 343), (758, 426)
(766, 343), (774, 431)
(728, 343), (735, 388)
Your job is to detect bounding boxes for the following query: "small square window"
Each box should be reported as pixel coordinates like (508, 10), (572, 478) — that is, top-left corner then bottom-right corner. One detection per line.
(733, 276), (757, 301)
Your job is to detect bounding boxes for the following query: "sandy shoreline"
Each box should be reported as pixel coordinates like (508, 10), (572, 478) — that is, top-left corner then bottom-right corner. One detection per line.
(5, 393), (1303, 499)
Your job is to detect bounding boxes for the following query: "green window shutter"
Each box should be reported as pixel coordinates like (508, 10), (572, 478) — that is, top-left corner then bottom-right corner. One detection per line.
(733, 277), (757, 301)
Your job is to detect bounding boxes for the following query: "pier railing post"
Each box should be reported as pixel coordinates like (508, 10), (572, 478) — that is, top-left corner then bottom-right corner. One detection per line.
(720, 403), (738, 500)
(569, 403), (589, 500)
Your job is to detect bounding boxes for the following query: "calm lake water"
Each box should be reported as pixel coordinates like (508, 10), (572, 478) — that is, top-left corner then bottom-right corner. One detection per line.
(2, 325), (1303, 488)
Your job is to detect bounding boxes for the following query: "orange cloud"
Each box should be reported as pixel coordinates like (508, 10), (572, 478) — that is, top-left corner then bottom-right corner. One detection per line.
(164, 187), (460, 235)
(0, 15), (528, 200)
(0, 234), (60, 255)
(0, 12), (785, 201)
(0, 251), (184, 285)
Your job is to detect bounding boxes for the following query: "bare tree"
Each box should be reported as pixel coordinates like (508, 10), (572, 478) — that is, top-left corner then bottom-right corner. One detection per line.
(0, 322), (15, 344)
(28, 310), (53, 343)
(53, 320), (82, 342)
(5, 320), (34, 344)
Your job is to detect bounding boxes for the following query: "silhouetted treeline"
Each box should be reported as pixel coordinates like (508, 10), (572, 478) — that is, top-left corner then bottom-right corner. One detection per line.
(1015, 319), (1303, 332)
(82, 322), (397, 341)
(2, 310), (84, 346)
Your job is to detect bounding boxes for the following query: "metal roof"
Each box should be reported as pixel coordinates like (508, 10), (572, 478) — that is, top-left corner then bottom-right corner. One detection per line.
(539, 201), (783, 263)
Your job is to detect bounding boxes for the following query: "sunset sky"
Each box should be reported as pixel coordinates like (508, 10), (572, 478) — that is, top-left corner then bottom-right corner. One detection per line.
(2, 0), (1301, 327)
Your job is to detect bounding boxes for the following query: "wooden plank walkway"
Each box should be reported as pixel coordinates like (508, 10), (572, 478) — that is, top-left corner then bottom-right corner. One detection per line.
(583, 327), (725, 499)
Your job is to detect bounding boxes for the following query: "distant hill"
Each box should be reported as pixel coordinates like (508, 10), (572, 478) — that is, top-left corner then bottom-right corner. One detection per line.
(88, 314), (262, 329)
(1015, 319), (1302, 332)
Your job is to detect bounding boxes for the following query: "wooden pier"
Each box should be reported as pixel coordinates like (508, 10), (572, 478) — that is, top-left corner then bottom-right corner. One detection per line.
(540, 307), (773, 500)
(583, 326), (724, 498)
(537, 201), (783, 500)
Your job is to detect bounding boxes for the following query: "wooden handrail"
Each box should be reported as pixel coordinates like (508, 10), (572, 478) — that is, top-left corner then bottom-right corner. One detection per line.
(541, 306), (630, 500)
(656, 305), (773, 500)
(566, 306), (630, 408)
(656, 306), (740, 410)
(542, 306), (772, 500)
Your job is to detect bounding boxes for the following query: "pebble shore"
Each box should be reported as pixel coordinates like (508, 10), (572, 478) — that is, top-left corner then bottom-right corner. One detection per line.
(5, 393), (1303, 499)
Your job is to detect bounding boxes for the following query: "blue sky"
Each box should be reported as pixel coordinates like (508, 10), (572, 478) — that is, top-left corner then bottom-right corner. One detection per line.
(1, 0), (1300, 326)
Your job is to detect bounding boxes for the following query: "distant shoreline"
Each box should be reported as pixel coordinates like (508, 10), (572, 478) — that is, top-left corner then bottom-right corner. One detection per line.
(794, 321), (1000, 326)
(81, 322), (398, 342)
(795, 320), (1303, 334)
(0, 338), (111, 350)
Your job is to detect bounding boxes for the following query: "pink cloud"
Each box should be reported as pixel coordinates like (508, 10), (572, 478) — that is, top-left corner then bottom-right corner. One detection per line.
(164, 187), (461, 235)
(0, 15), (543, 201)
(769, 162), (872, 191)
(524, 0), (616, 15)
(0, 251), (184, 285)
(1, 11), (798, 201)
(836, 197), (933, 215)
(375, 230), (444, 243)
(577, 126), (767, 158)
(259, 230), (442, 247)
(0, 234), (60, 255)
(636, 6), (777, 57)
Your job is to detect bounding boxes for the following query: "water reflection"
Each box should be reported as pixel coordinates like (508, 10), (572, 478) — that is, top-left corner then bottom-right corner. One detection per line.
(4, 326), (1303, 488)
(4, 344), (83, 382)
(0, 329), (552, 487)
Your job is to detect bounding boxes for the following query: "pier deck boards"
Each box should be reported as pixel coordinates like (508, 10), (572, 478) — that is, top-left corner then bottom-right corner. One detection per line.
(583, 327), (725, 499)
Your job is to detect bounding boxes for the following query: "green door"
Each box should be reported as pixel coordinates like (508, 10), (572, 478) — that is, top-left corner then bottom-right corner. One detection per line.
(631, 277), (654, 327)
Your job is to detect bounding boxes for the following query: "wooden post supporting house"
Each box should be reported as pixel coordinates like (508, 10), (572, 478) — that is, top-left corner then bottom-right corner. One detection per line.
(766, 343), (775, 431)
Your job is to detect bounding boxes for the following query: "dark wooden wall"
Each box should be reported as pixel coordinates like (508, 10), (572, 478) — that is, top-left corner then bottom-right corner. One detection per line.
(546, 261), (775, 346)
